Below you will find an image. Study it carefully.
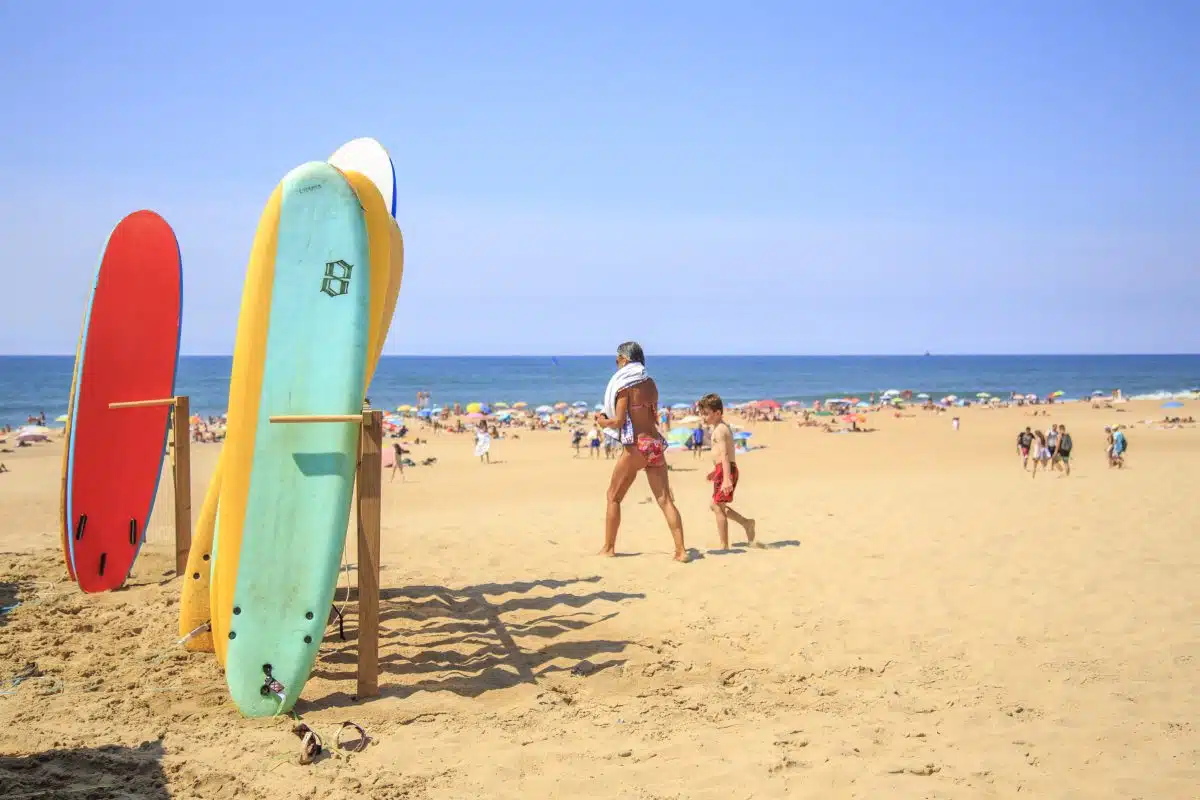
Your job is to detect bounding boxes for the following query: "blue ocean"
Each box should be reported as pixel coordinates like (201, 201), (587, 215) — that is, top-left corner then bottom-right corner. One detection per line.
(1, 355), (1197, 425)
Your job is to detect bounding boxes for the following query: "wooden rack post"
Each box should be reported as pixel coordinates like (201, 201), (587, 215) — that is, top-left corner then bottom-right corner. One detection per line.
(267, 409), (383, 700)
(108, 395), (192, 577)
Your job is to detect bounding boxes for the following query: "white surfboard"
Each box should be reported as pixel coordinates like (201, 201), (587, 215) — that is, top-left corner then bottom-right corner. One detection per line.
(329, 137), (398, 219)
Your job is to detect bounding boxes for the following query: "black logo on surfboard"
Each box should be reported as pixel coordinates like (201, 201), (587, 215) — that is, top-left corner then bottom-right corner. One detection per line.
(321, 261), (353, 297)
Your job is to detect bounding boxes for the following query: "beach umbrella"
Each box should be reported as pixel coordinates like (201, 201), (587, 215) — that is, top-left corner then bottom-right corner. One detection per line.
(1050, 391), (1064, 397)
(882, 389), (900, 397)
(666, 427), (692, 447)
(1091, 390), (1105, 397)
(671, 403), (690, 410)
(15, 426), (50, 443)
(783, 400), (801, 407)
(536, 405), (554, 414)
(466, 402), (482, 413)
(593, 404), (603, 411)
(554, 402), (568, 410)
(1162, 400), (1184, 408)
(855, 401), (870, 408)
(493, 401), (509, 409)
(396, 404), (412, 412)
(55, 414), (69, 423)
(755, 399), (781, 409)
(416, 409), (432, 417)
(943, 395), (958, 402)
(572, 401), (588, 408)
(916, 393), (930, 399)
(976, 392), (991, 398)
(513, 401), (528, 408)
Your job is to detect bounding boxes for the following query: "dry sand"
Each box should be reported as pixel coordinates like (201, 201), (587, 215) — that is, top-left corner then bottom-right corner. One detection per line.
(1, 400), (1198, 798)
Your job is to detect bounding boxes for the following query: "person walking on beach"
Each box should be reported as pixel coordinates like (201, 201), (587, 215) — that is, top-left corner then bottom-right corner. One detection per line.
(698, 393), (760, 550)
(474, 419), (492, 464)
(1046, 424), (1060, 472)
(595, 341), (687, 562)
(390, 442), (406, 482)
(1017, 426), (1034, 470)
(1110, 425), (1127, 468)
(1030, 430), (1048, 478)
(691, 423), (705, 459)
(1053, 424), (1073, 476)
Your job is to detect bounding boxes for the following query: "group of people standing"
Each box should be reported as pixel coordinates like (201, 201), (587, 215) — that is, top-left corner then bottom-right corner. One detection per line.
(1015, 424), (1076, 477)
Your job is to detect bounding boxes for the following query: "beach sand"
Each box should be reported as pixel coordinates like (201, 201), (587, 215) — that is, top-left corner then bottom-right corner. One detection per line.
(1, 400), (1197, 798)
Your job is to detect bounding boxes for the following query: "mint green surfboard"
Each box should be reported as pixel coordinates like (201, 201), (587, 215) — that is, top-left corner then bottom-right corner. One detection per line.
(225, 162), (370, 717)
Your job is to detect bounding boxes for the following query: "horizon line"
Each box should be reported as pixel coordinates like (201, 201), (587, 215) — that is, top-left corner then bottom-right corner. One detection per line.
(2, 352), (1199, 359)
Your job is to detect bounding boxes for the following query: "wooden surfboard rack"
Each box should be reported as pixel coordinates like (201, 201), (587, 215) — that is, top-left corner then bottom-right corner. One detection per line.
(267, 408), (383, 700)
(107, 395), (192, 578)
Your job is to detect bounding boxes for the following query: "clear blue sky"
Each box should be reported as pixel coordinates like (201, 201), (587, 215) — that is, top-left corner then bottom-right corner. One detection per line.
(1, 1), (1197, 355)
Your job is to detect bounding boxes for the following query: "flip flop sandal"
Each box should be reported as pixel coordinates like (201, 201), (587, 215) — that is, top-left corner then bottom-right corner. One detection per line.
(336, 721), (370, 752)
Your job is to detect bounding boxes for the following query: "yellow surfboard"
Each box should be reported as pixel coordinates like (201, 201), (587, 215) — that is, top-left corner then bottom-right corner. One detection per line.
(339, 168), (398, 387)
(210, 184), (282, 665)
(208, 172), (401, 666)
(178, 455), (221, 651)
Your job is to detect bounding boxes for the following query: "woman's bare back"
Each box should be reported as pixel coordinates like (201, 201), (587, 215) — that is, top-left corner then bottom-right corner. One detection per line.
(621, 380), (661, 438)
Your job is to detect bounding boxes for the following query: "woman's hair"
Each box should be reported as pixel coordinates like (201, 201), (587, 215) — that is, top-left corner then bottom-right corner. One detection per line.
(617, 341), (645, 364)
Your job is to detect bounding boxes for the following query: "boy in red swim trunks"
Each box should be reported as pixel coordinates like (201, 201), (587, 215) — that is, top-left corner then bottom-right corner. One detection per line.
(697, 393), (761, 550)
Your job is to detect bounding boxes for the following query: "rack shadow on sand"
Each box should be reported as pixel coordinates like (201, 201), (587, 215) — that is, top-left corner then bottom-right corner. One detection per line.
(308, 576), (645, 706)
(0, 741), (169, 799)
(1, 580), (23, 628)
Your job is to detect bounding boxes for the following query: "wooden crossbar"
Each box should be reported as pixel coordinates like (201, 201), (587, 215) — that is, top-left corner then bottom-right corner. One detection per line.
(109, 398), (177, 409)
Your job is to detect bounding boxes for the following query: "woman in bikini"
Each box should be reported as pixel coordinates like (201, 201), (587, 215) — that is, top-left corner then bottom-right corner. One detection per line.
(595, 342), (687, 562)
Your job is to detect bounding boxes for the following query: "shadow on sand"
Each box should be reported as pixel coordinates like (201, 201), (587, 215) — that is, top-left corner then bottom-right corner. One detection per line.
(307, 576), (645, 708)
(0, 581), (19, 628)
(735, 539), (801, 550)
(0, 741), (169, 799)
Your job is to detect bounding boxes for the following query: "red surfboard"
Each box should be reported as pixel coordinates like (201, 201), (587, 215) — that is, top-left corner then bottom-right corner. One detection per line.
(63, 210), (182, 593)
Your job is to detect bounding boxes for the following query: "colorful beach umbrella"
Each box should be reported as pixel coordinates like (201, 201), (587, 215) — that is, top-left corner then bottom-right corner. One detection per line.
(513, 401), (528, 408)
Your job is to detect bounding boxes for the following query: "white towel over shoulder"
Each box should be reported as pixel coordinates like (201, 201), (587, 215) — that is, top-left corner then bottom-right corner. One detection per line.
(602, 362), (650, 444)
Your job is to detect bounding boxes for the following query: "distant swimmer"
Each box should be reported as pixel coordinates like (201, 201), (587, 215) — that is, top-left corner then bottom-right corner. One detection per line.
(595, 341), (687, 562)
